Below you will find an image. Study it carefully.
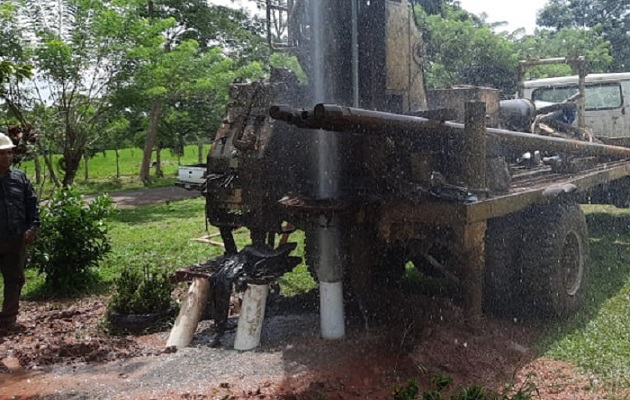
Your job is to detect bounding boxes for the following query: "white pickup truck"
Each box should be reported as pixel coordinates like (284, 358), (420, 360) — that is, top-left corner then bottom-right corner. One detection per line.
(175, 164), (207, 190)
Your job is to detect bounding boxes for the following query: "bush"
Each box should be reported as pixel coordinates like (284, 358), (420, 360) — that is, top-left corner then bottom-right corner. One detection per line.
(30, 188), (114, 295)
(108, 265), (175, 315)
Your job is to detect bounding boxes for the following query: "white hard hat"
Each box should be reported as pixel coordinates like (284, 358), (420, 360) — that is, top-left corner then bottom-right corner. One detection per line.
(0, 133), (16, 150)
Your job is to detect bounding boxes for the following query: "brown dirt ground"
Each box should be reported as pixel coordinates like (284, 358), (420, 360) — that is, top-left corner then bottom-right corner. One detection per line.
(83, 186), (202, 208)
(0, 292), (623, 400)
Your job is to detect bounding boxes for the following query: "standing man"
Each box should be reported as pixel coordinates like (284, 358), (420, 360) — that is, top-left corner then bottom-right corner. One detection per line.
(0, 132), (39, 331)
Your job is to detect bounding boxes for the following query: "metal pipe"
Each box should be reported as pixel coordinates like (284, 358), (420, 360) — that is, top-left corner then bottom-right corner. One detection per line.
(270, 103), (630, 160)
(517, 56), (588, 128)
(519, 56), (586, 69)
(313, 215), (345, 340)
(577, 64), (587, 129)
(486, 127), (630, 159)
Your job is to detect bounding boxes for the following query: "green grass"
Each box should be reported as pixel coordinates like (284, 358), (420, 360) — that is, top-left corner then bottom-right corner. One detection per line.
(17, 144), (211, 197)
(102, 197), (222, 284)
(8, 197), (313, 302)
(15, 198), (216, 298)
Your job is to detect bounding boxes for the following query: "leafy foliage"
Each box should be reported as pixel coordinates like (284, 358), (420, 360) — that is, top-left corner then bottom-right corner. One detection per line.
(417, 5), (519, 95)
(416, 1), (615, 93)
(108, 265), (174, 315)
(410, 0), (456, 16)
(30, 188), (114, 295)
(7, 0), (176, 186)
(0, 60), (32, 90)
(515, 26), (612, 79)
(537, 0), (630, 71)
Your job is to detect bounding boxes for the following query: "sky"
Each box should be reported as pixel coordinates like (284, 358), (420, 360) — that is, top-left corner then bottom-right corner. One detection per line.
(456, 0), (549, 34)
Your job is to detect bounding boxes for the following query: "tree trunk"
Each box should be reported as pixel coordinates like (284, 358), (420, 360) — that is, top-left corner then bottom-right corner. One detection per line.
(155, 143), (163, 177)
(34, 153), (43, 185)
(115, 148), (120, 178)
(61, 153), (82, 188)
(197, 140), (204, 164)
(140, 99), (162, 183)
(37, 142), (60, 187)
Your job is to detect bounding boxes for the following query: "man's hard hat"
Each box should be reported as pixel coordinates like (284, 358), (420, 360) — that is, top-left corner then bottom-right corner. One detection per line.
(0, 133), (16, 150)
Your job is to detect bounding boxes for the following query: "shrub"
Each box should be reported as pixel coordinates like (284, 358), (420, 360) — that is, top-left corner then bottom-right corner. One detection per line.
(108, 265), (175, 315)
(30, 188), (114, 295)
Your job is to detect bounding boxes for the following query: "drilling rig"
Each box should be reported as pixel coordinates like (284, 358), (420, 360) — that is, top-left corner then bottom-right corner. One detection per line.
(195, 0), (630, 341)
(205, 0), (429, 339)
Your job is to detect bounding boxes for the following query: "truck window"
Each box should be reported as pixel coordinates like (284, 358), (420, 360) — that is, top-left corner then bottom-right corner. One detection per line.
(532, 83), (623, 111)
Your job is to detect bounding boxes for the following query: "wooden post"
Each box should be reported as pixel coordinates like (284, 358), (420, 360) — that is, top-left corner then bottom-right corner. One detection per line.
(166, 277), (210, 349)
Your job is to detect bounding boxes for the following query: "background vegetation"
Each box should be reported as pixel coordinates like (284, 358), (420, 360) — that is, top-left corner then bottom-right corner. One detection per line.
(1, 0), (627, 190)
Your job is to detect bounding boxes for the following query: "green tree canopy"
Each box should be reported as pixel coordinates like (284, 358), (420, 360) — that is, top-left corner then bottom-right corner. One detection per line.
(537, 0), (630, 71)
(417, 5), (519, 95)
(515, 25), (612, 79)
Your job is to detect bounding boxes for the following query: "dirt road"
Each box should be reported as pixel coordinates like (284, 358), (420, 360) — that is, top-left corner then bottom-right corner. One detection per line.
(84, 186), (202, 208)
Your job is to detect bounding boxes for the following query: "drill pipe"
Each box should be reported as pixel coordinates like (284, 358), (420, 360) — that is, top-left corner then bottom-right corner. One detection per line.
(269, 103), (630, 160)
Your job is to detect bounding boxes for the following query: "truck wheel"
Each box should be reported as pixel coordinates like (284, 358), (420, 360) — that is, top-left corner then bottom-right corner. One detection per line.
(483, 213), (522, 316)
(519, 202), (590, 318)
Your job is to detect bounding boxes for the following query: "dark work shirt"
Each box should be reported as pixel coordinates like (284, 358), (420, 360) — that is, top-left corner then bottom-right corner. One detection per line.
(0, 168), (40, 241)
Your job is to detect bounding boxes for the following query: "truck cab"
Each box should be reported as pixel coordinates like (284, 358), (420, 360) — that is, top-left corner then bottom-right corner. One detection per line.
(522, 72), (630, 138)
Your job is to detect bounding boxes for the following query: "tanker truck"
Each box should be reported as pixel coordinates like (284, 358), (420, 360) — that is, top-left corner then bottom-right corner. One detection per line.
(183, 0), (630, 341)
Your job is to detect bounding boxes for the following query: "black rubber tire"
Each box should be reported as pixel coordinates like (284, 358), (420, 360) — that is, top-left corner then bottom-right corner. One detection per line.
(483, 213), (523, 316)
(518, 202), (590, 318)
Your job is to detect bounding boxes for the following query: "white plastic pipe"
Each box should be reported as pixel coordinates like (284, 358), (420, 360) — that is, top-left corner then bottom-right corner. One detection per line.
(234, 283), (269, 351)
(319, 281), (345, 339)
(166, 277), (209, 349)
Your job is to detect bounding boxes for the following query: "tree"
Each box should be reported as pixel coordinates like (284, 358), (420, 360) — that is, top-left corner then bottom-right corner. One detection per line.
(149, 0), (268, 60)
(131, 1), (268, 183)
(410, 0), (456, 16)
(416, 5), (519, 95)
(5, 0), (177, 187)
(0, 2), (33, 127)
(537, 0), (630, 71)
(515, 26), (612, 79)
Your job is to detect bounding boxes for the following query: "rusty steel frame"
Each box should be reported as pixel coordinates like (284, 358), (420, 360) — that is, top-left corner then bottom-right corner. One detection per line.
(271, 100), (630, 319)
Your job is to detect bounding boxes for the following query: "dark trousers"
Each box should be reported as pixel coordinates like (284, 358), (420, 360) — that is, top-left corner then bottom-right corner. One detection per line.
(0, 238), (26, 323)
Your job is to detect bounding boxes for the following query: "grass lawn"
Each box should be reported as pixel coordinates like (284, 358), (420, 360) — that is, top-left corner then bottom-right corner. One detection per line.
(17, 144), (211, 197)
(15, 197), (314, 300)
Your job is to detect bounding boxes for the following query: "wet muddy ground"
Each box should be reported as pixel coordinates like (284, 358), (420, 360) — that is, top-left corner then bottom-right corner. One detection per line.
(0, 292), (620, 400)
